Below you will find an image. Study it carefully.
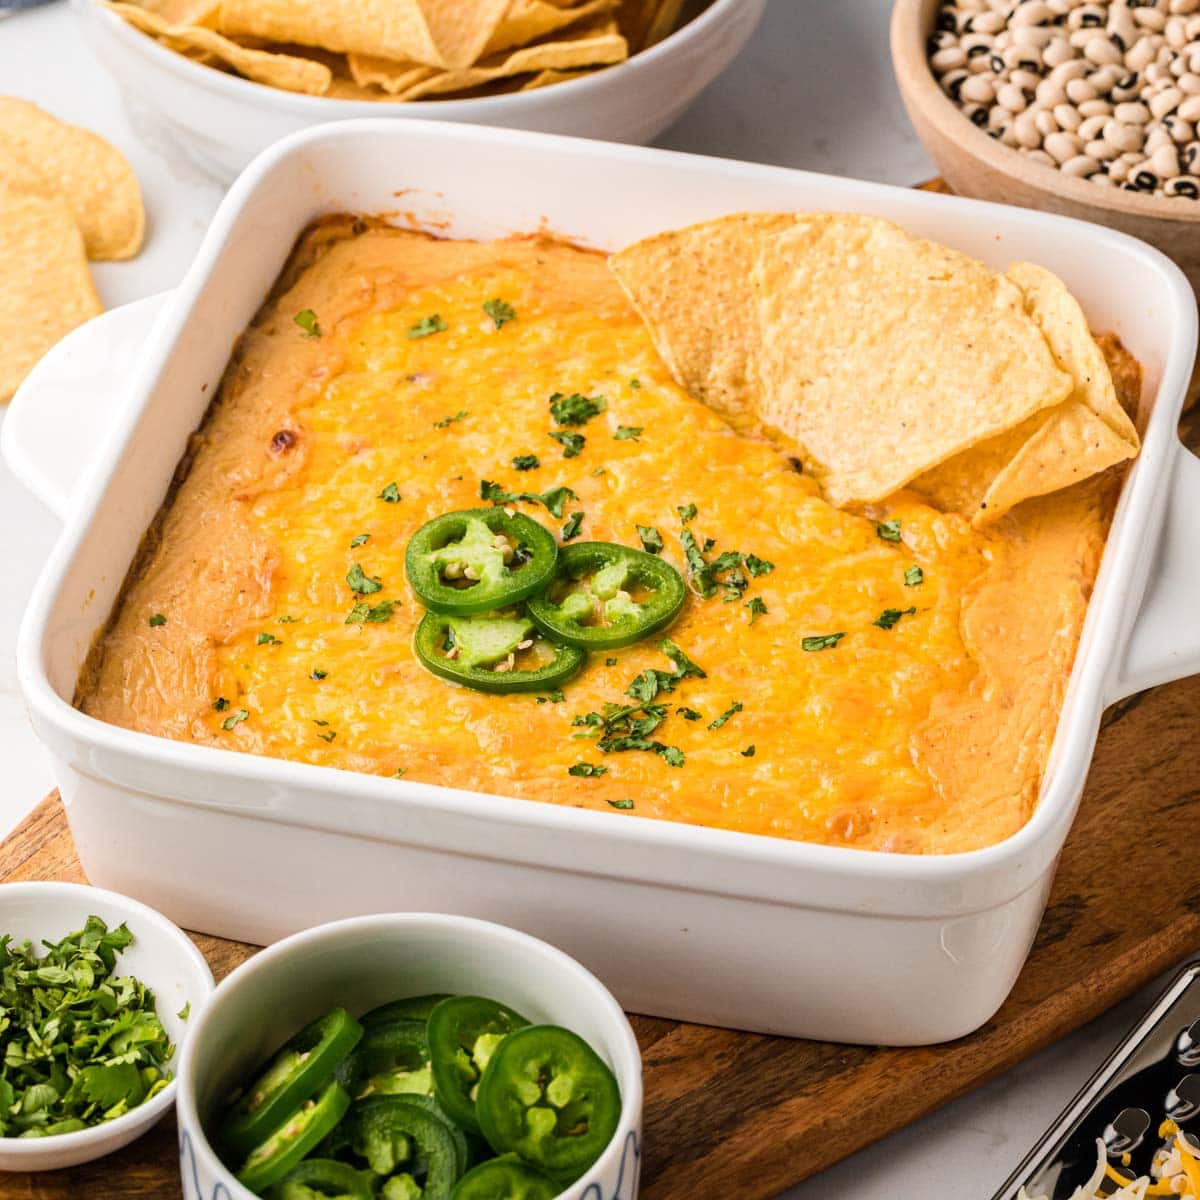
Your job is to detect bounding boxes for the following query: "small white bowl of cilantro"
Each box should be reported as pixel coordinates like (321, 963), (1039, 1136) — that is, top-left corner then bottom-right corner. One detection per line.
(0, 881), (215, 1171)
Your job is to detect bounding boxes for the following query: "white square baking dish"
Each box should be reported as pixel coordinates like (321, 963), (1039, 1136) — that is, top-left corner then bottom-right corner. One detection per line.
(5, 120), (1199, 1045)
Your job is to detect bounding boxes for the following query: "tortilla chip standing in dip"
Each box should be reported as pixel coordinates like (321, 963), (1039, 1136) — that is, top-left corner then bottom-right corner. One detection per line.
(75, 213), (1140, 856)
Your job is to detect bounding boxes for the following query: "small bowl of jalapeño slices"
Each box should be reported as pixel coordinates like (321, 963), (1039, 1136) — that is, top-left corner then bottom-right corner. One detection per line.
(175, 913), (642, 1200)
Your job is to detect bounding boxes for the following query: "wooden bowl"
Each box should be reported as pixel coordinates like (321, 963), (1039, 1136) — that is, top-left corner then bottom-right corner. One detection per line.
(891, 0), (1200, 297)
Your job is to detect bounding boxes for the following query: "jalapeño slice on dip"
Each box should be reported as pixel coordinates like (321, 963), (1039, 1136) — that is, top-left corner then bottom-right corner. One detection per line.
(414, 611), (584, 694)
(527, 542), (685, 650)
(406, 509), (558, 616)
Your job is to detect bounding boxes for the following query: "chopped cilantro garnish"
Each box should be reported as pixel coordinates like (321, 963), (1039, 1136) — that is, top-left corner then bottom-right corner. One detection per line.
(746, 597), (767, 624)
(637, 525), (663, 555)
(614, 426), (642, 441)
(677, 503), (698, 523)
(346, 563), (382, 595)
(351, 534), (370, 548)
(680, 528), (714, 599)
(392, 768), (407, 779)
(310, 669), (327, 680)
(741, 745), (756, 758)
(317, 729), (336, 743)
(536, 690), (565, 704)
(277, 615), (298, 624)
(541, 486), (576, 519)
(222, 708), (249, 730)
(549, 392), (606, 426)
(213, 697), (230, 712)
(256, 632), (279, 645)
(605, 657), (618, 667)
(678, 706), (702, 721)
(177, 1002), (191, 1021)
(549, 430), (585, 458)
(0, 916), (174, 1137)
(148, 613), (166, 627)
(608, 798), (635, 810)
(312, 719), (329, 726)
(434, 410), (468, 429)
(659, 745), (685, 767)
(660, 638), (706, 680)
(629, 378), (641, 389)
(802, 632), (845, 651)
(483, 298), (516, 329)
(876, 519), (902, 542)
(561, 512), (584, 541)
(378, 483), (401, 503)
(479, 479), (577, 518)
(708, 701), (743, 730)
(744, 554), (774, 577)
(512, 454), (540, 471)
(568, 763), (608, 777)
(346, 599), (397, 624)
(905, 565), (924, 587)
(874, 606), (916, 630)
(408, 314), (446, 339)
(294, 309), (321, 338)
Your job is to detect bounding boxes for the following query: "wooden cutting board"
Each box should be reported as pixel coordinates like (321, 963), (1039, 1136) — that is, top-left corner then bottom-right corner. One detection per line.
(1, 213), (1199, 1200)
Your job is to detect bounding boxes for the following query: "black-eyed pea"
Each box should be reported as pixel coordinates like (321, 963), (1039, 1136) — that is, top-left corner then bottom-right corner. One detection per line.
(1049, 57), (1091, 84)
(1043, 37), (1075, 67)
(968, 54), (995, 73)
(1045, 129), (1085, 161)
(1062, 152), (1100, 175)
(962, 101), (990, 127)
(1108, 155), (1134, 181)
(1167, 16), (1191, 48)
(1115, 99), (1153, 123)
(1011, 67), (1041, 91)
(1179, 93), (1200, 118)
(1180, 72), (1200, 93)
(1012, 1), (1055, 27)
(1084, 35), (1124, 65)
(1087, 63), (1124, 91)
(1078, 111), (1108, 137)
(1134, 6), (1169, 32)
(1183, 139), (1200, 173)
(1125, 37), (1160, 72)
(1054, 102), (1083, 130)
(1036, 77), (1069, 105)
(1111, 71), (1143, 102)
(1146, 124), (1176, 151)
(973, 10), (1006, 34)
(1078, 97), (1114, 116)
(961, 73), (997, 102)
(1066, 75), (1098, 101)
(1188, 13), (1200, 37)
(1150, 85), (1185, 116)
(1152, 141), (1183, 173)
(1091, 171), (1117, 185)
(931, 46), (969, 72)
(941, 68), (970, 99)
(1035, 107), (1061, 135)
(1015, 23), (1059, 48)
(997, 81), (1028, 110)
(1000, 124), (1022, 146)
(987, 103), (1011, 131)
(1164, 113), (1196, 141)
(1014, 109), (1044, 146)
(1026, 147), (1058, 167)
(1068, 4), (1106, 31)
(1174, 0), (1200, 15)
(1165, 172), (1200, 193)
(1132, 165), (1161, 189)
(1084, 136), (1118, 159)
(962, 32), (994, 56)
(1103, 117), (1146, 151)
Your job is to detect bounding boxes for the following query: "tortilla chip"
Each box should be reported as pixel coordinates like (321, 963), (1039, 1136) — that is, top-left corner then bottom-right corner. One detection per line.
(390, 18), (627, 100)
(749, 215), (1074, 506)
(482, 0), (614, 58)
(134, 0), (219, 24)
(0, 149), (103, 404)
(218, 0), (507, 68)
(609, 213), (801, 432)
(916, 262), (1139, 523)
(0, 98), (144, 262)
(109, 3), (332, 93)
(346, 54), (437, 95)
(521, 67), (589, 89)
(642, 0), (684, 47)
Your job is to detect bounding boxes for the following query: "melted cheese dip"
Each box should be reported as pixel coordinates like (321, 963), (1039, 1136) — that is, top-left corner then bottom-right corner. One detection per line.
(76, 220), (1130, 854)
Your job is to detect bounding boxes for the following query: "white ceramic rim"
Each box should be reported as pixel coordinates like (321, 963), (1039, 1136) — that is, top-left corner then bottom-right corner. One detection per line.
(175, 912), (644, 1200)
(78, 0), (742, 117)
(10, 118), (1198, 913)
(0, 881), (215, 1154)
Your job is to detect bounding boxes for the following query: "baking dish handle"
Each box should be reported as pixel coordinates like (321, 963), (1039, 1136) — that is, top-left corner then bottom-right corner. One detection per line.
(1, 293), (170, 521)
(1111, 443), (1200, 702)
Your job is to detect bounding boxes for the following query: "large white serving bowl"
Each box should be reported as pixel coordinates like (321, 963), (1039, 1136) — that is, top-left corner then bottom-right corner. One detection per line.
(71, 0), (767, 180)
(175, 913), (643, 1200)
(0, 882), (215, 1171)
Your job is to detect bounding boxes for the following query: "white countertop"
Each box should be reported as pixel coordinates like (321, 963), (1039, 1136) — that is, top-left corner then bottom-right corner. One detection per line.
(0, 1), (1188, 1196)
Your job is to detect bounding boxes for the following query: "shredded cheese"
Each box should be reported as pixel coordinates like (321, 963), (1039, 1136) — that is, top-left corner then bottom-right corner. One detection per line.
(1018, 1137), (1198, 1200)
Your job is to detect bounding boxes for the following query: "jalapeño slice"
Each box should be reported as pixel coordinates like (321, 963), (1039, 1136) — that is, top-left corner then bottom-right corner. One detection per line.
(428, 996), (531, 1135)
(337, 1095), (467, 1199)
(414, 611), (584, 695)
(268, 1158), (376, 1200)
(526, 542), (685, 650)
(407, 509), (558, 616)
(221, 1007), (363, 1159)
(362, 995), (453, 1027)
(475, 1025), (620, 1184)
(236, 1079), (351, 1195)
(336, 1019), (433, 1100)
(449, 1155), (560, 1200)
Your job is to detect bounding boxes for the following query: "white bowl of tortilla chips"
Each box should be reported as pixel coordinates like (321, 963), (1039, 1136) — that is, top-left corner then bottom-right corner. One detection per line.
(72, 0), (766, 179)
